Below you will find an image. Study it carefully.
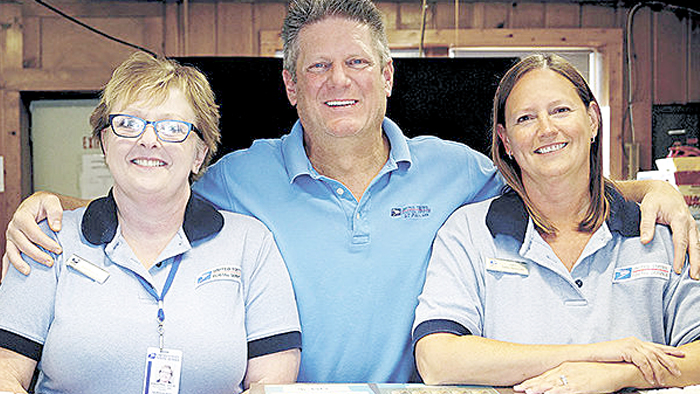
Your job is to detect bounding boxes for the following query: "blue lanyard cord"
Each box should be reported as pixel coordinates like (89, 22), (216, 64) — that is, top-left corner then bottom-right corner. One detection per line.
(135, 254), (183, 346)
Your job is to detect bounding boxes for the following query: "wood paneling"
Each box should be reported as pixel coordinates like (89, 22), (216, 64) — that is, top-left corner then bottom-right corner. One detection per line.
(691, 21), (700, 102)
(216, 3), (254, 56)
(629, 8), (653, 173)
(654, 10), (688, 104)
(544, 3), (579, 28)
(581, 4), (619, 28)
(509, 2), (545, 28)
(188, 2), (217, 56)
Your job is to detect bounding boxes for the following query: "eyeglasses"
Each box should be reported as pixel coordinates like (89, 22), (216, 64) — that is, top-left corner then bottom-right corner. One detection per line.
(108, 114), (204, 143)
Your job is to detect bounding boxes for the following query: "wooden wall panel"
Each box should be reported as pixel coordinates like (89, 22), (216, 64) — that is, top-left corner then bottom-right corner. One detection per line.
(509, 3), (545, 28)
(544, 3), (579, 28)
(164, 2), (182, 56)
(216, 3), (254, 56)
(581, 4), (619, 28)
(376, 3), (398, 31)
(187, 2), (217, 56)
(253, 3), (286, 56)
(691, 22), (700, 102)
(22, 16), (41, 68)
(398, 2), (432, 30)
(481, 3), (509, 29)
(654, 10), (688, 104)
(41, 17), (155, 69)
(629, 8), (653, 172)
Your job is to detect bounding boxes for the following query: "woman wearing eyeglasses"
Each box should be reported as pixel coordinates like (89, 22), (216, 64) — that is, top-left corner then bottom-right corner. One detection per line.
(0, 52), (301, 393)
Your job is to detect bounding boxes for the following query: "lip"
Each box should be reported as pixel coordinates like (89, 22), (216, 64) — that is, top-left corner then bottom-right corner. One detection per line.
(534, 142), (567, 154)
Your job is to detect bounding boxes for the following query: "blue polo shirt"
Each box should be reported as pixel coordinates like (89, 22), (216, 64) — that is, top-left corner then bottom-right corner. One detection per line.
(193, 117), (502, 382)
(0, 193), (301, 393)
(413, 188), (700, 348)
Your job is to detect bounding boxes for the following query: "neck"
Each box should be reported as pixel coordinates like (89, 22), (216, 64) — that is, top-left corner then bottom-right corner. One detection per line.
(304, 127), (390, 200)
(113, 187), (190, 269)
(522, 173), (592, 233)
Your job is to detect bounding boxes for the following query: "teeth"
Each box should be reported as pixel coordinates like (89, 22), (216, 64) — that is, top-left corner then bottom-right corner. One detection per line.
(133, 159), (165, 167)
(325, 100), (356, 107)
(536, 143), (566, 154)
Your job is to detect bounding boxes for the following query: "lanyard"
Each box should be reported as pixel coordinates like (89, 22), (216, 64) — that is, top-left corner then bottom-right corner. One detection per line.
(135, 254), (183, 350)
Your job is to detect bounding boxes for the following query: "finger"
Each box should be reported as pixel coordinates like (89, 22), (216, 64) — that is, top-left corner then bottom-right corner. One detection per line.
(6, 225), (55, 267)
(687, 228), (700, 280)
(1, 253), (8, 282)
(626, 350), (657, 385)
(8, 214), (62, 257)
(638, 201), (658, 245)
(3, 243), (32, 275)
(669, 217), (691, 275)
(43, 197), (65, 232)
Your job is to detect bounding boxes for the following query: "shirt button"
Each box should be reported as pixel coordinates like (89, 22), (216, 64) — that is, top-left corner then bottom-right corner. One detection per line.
(336, 188), (344, 195)
(575, 279), (583, 288)
(356, 213), (360, 219)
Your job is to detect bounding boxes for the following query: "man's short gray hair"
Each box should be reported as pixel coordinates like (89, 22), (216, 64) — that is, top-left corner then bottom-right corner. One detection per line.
(281, 0), (391, 81)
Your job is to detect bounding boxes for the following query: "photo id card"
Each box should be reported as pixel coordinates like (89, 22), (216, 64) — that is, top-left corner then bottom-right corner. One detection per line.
(143, 347), (182, 394)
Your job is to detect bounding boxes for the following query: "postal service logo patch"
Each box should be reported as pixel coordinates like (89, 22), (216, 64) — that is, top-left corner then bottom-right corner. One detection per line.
(391, 205), (431, 219)
(196, 266), (242, 288)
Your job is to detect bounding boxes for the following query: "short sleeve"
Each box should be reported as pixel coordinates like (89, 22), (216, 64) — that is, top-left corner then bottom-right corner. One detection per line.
(412, 205), (488, 346)
(241, 228), (301, 358)
(661, 225), (700, 346)
(0, 221), (60, 357)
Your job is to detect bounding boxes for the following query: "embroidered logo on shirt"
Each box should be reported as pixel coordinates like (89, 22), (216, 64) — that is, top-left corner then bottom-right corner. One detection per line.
(612, 263), (671, 283)
(195, 266), (241, 288)
(390, 205), (431, 219)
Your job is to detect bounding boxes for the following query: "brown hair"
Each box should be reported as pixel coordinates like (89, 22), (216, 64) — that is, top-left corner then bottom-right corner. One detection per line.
(491, 54), (616, 234)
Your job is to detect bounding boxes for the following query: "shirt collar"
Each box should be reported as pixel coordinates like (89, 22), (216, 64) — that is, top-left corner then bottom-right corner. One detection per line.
(486, 185), (641, 243)
(81, 189), (224, 245)
(281, 117), (413, 183)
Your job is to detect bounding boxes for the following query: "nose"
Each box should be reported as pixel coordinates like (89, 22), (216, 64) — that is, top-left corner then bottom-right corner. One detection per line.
(328, 63), (351, 87)
(138, 123), (160, 146)
(536, 113), (556, 137)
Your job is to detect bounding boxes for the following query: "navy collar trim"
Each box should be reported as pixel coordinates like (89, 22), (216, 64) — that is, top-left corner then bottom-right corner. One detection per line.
(486, 185), (641, 243)
(82, 189), (224, 245)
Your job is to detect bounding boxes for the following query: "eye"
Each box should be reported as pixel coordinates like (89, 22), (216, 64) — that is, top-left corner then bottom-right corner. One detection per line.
(516, 114), (533, 124)
(347, 58), (370, 68)
(552, 106), (571, 115)
(116, 116), (143, 130)
(307, 62), (330, 73)
(158, 121), (188, 135)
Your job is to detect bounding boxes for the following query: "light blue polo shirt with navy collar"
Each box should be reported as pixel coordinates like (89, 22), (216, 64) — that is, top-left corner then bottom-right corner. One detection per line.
(0, 191), (301, 393)
(413, 187), (700, 350)
(193, 117), (503, 382)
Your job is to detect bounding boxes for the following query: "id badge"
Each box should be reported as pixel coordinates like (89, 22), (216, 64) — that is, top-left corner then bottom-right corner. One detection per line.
(143, 347), (182, 394)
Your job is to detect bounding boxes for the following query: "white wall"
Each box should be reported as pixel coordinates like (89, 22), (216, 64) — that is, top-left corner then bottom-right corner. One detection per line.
(30, 99), (112, 200)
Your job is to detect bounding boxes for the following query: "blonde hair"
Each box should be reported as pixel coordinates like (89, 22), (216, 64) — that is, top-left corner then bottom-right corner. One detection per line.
(90, 51), (220, 181)
(491, 54), (617, 234)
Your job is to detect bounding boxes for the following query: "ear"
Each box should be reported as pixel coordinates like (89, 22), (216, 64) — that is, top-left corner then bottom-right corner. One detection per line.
(192, 143), (209, 174)
(496, 124), (511, 154)
(383, 59), (395, 97)
(100, 129), (109, 155)
(282, 69), (298, 106)
(587, 101), (601, 141)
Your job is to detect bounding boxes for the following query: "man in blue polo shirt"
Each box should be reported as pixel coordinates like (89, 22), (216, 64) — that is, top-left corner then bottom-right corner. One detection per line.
(3, 0), (700, 384)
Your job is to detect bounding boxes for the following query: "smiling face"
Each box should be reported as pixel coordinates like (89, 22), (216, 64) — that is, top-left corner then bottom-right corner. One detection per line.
(102, 87), (208, 200)
(497, 68), (599, 189)
(282, 17), (393, 141)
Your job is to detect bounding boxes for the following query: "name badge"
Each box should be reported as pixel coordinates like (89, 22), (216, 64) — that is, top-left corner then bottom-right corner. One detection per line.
(66, 254), (110, 284)
(143, 347), (182, 394)
(487, 258), (529, 276)
(613, 263), (671, 283)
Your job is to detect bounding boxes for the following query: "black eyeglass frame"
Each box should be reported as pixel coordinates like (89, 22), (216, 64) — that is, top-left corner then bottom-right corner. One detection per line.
(108, 114), (204, 143)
